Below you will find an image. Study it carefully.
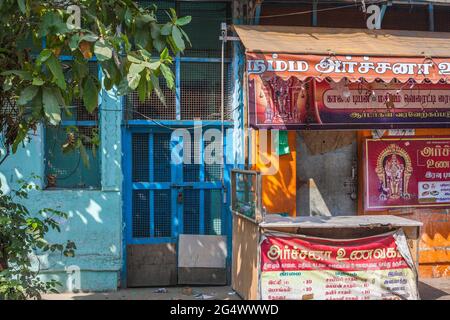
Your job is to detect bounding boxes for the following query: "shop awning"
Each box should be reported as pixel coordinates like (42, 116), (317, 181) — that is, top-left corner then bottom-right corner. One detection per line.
(234, 25), (450, 83)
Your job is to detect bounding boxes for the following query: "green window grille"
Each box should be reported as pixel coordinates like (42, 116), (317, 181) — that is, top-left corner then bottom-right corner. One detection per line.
(126, 1), (232, 121)
(44, 62), (101, 189)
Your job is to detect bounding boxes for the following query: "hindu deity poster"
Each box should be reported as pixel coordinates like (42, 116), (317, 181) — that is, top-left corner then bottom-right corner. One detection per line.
(364, 137), (450, 210)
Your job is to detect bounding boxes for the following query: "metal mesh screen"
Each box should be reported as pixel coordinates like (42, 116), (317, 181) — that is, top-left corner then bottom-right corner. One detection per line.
(126, 2), (232, 121)
(132, 190), (150, 238)
(204, 138), (222, 182)
(180, 61), (232, 120)
(179, 1), (231, 58)
(61, 61), (99, 121)
(125, 66), (176, 120)
(139, 0), (175, 23)
(183, 189), (200, 234)
(45, 61), (100, 189)
(45, 126), (101, 189)
(17, 35), (42, 55)
(204, 189), (222, 235)
(183, 133), (200, 182)
(132, 133), (149, 182)
(154, 189), (172, 237)
(233, 172), (258, 220)
(153, 133), (172, 182)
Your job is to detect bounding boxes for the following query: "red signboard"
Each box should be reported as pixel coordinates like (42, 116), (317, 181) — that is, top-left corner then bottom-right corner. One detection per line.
(260, 232), (418, 300)
(248, 77), (450, 129)
(364, 137), (450, 210)
(247, 53), (450, 84)
(247, 53), (450, 129)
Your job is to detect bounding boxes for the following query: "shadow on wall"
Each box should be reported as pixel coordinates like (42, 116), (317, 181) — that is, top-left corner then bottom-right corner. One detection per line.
(256, 131), (297, 216)
(296, 132), (358, 217)
(0, 125), (123, 292)
(418, 280), (450, 300)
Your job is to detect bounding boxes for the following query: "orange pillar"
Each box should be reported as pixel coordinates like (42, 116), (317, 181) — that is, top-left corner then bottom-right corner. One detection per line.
(252, 130), (297, 216)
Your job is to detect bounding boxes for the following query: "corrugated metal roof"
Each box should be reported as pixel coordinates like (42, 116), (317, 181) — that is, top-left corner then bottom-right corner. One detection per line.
(233, 25), (450, 57)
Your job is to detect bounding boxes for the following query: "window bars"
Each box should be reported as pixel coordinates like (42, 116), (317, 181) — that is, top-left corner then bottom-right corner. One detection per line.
(45, 60), (101, 189)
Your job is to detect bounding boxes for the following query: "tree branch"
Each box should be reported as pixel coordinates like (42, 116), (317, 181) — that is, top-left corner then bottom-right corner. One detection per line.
(0, 148), (10, 167)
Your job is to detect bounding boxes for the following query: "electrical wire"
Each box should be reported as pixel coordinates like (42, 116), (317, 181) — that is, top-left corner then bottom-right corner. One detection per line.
(255, 1), (377, 19)
(163, 0), (390, 22)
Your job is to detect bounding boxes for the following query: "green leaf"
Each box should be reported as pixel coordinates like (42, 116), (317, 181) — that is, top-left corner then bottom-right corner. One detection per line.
(100, 60), (117, 90)
(79, 34), (99, 42)
(42, 88), (62, 125)
(171, 26), (185, 52)
(69, 34), (81, 51)
(139, 48), (152, 61)
(3, 77), (13, 91)
(179, 28), (192, 47)
(1, 70), (32, 80)
(150, 23), (161, 39)
(137, 74), (147, 103)
(160, 64), (174, 90)
(116, 78), (130, 96)
(160, 47), (170, 61)
(46, 55), (66, 90)
(82, 77), (99, 113)
(153, 38), (165, 53)
(18, 86), (39, 105)
(124, 8), (133, 27)
(72, 59), (89, 81)
(94, 39), (113, 61)
(36, 49), (52, 66)
(169, 8), (177, 20)
(143, 61), (160, 70)
(176, 16), (191, 26)
(134, 28), (150, 49)
(12, 123), (28, 153)
(32, 77), (45, 86)
(129, 63), (146, 75)
(38, 11), (68, 37)
(160, 22), (173, 36)
(127, 65), (144, 90)
(17, 0), (26, 14)
(140, 14), (156, 23)
(127, 54), (142, 64)
(150, 72), (166, 106)
(120, 33), (132, 52)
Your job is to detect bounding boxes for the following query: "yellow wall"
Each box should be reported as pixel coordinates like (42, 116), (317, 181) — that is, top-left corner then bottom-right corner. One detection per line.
(252, 130), (297, 216)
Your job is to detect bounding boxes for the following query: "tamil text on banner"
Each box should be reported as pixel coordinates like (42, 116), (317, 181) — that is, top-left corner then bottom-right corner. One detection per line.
(247, 53), (450, 129)
(247, 53), (450, 83)
(259, 231), (418, 300)
(364, 137), (450, 210)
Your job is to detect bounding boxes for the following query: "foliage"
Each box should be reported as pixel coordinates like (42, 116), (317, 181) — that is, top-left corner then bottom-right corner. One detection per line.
(0, 0), (191, 158)
(0, 179), (76, 299)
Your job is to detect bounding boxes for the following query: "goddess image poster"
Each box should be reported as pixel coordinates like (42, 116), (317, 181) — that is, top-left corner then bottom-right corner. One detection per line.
(364, 137), (450, 210)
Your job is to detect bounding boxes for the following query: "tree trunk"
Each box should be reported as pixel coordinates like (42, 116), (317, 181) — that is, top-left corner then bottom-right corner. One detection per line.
(0, 244), (8, 271)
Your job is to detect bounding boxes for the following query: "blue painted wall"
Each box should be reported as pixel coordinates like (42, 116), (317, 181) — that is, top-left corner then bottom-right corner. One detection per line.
(0, 87), (123, 292)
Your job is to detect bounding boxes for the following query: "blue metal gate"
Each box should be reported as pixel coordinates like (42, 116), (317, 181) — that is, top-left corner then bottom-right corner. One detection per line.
(122, 124), (230, 287)
(126, 127), (225, 241)
(120, 0), (233, 284)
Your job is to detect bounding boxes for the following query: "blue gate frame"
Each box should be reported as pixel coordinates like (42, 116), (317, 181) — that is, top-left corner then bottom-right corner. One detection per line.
(121, 53), (235, 286)
(122, 122), (233, 287)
